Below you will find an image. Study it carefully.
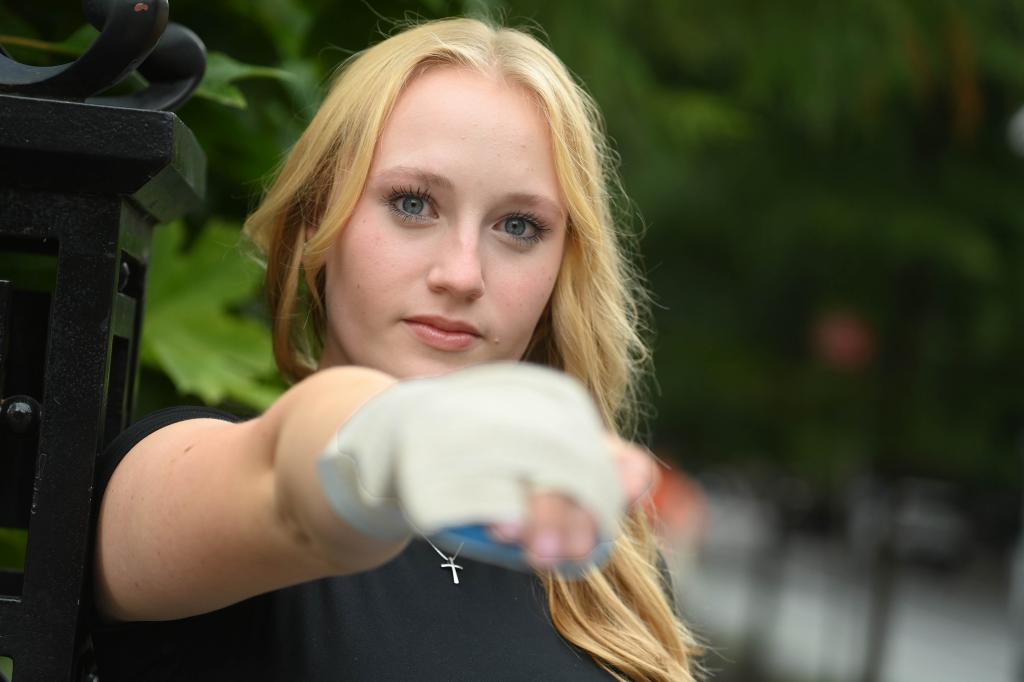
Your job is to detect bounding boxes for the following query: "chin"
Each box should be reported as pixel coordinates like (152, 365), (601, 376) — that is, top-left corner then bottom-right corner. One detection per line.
(382, 354), (487, 380)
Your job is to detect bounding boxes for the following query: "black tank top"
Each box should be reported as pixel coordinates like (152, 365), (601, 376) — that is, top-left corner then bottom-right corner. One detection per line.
(87, 406), (616, 681)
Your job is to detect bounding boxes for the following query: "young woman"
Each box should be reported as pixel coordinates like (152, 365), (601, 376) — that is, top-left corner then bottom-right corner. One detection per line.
(89, 16), (698, 681)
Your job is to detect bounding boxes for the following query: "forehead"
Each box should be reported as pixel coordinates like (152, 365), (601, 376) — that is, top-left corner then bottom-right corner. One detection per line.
(382, 66), (547, 148)
(370, 66), (562, 207)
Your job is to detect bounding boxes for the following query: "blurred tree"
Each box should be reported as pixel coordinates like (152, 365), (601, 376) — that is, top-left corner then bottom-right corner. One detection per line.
(2, 0), (1021, 496)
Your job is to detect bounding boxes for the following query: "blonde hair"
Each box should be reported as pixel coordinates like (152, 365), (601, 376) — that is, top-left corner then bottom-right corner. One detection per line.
(244, 17), (698, 681)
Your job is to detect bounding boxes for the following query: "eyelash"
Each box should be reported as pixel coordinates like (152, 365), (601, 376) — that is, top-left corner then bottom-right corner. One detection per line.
(383, 185), (434, 223)
(504, 211), (549, 245)
(382, 185), (550, 245)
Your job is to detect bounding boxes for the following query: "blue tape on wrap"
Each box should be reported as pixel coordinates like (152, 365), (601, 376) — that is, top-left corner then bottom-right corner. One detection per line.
(429, 524), (614, 580)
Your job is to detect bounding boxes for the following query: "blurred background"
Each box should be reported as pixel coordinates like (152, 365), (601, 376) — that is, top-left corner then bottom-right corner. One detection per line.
(2, 1), (1023, 680)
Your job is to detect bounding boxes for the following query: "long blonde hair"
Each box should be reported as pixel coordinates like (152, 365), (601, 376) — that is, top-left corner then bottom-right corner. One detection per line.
(244, 17), (698, 681)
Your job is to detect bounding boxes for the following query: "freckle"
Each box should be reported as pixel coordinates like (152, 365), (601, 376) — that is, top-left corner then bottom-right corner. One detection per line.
(184, 445), (193, 453)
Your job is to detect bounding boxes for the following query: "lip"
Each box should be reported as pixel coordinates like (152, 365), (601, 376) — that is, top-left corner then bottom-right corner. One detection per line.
(404, 316), (482, 352)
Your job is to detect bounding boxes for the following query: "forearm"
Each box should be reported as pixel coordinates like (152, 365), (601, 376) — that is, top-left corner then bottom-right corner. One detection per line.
(267, 365), (410, 575)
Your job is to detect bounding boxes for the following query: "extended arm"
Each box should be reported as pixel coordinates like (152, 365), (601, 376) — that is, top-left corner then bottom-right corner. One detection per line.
(94, 363), (652, 623)
(93, 365), (401, 623)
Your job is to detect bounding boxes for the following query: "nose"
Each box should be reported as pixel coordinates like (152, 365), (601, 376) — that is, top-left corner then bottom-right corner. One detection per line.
(426, 228), (485, 301)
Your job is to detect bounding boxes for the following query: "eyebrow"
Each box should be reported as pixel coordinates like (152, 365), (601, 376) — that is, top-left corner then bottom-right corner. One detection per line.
(373, 165), (565, 220)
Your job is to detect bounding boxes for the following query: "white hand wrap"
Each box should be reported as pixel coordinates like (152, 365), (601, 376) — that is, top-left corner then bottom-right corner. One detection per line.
(316, 362), (625, 548)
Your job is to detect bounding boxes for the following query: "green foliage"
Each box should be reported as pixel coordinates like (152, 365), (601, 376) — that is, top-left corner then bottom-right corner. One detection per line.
(0, 527), (27, 571)
(44, 23), (97, 55)
(196, 52), (297, 109)
(0, 252), (56, 292)
(3, 0), (1022, 489)
(141, 222), (283, 411)
(225, 0), (313, 60)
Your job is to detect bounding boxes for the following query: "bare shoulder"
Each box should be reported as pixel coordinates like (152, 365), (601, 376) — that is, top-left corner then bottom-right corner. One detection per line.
(103, 414), (273, 495)
(93, 410), (309, 623)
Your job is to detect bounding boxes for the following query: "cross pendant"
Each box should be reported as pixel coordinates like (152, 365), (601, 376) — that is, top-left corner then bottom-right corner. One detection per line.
(441, 558), (463, 584)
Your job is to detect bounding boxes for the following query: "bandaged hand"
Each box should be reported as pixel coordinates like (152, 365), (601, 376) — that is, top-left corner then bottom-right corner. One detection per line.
(316, 362), (633, 572)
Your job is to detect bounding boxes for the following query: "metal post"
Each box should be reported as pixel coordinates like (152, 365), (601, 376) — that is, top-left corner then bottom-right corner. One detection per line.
(1013, 429), (1024, 682)
(0, 2), (206, 679)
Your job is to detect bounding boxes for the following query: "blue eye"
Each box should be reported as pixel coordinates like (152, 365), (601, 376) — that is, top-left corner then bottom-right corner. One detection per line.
(384, 186), (434, 222)
(400, 196), (426, 215)
(500, 213), (548, 245)
(504, 217), (530, 237)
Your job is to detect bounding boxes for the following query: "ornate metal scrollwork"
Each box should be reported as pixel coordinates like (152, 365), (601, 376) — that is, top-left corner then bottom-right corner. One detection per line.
(0, 0), (206, 112)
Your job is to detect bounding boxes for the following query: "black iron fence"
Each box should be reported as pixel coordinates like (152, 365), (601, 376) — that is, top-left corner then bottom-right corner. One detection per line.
(0, 2), (205, 679)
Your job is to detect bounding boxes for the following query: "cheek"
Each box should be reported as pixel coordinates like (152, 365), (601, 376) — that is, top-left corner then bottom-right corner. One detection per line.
(339, 214), (395, 277)
(329, 216), (425, 317)
(532, 245), (565, 305)
(339, 213), (427, 277)
(336, 217), (377, 269)
(529, 271), (559, 311)
(496, 258), (561, 330)
(325, 221), (379, 316)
